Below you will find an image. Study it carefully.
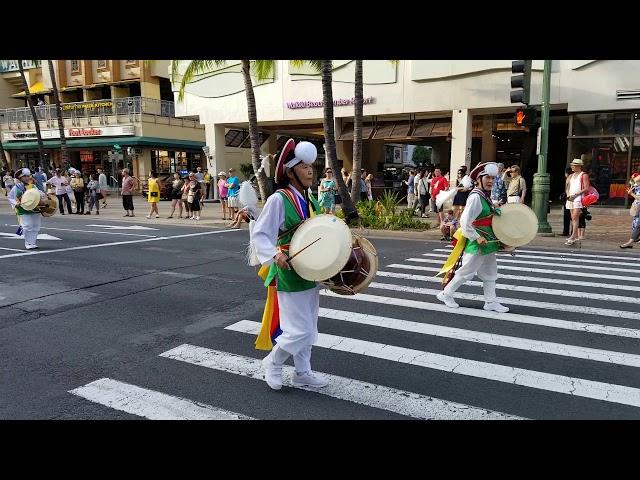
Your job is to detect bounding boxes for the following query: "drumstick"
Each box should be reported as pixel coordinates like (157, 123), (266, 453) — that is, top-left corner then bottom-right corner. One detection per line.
(286, 237), (321, 263)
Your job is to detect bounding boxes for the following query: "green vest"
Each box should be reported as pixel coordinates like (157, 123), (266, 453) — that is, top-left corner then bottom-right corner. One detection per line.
(464, 192), (500, 255)
(264, 189), (320, 292)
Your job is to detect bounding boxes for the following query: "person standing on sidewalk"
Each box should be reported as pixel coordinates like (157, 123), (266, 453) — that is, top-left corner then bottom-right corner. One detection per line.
(506, 165), (526, 204)
(71, 171), (85, 214)
(405, 170), (415, 211)
(167, 173), (184, 218)
(620, 173), (640, 248)
(560, 167), (572, 236)
(33, 167), (47, 192)
(226, 168), (241, 219)
(46, 168), (73, 215)
(204, 169), (212, 200)
(436, 162), (510, 314)
(146, 171), (161, 219)
(186, 172), (202, 220)
(430, 168), (449, 227)
(565, 159), (590, 246)
(217, 172), (229, 220)
(86, 174), (100, 215)
(121, 168), (136, 217)
(97, 168), (108, 208)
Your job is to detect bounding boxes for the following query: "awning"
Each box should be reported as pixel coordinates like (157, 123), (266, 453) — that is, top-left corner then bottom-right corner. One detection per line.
(12, 81), (51, 97)
(337, 122), (375, 141)
(410, 120), (452, 138)
(2, 136), (205, 150)
(371, 121), (412, 140)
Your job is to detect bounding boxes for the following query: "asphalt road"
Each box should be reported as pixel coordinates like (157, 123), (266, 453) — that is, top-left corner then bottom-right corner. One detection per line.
(2, 211), (640, 419)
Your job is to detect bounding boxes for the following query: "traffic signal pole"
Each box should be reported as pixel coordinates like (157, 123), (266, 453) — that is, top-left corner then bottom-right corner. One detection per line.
(531, 60), (553, 234)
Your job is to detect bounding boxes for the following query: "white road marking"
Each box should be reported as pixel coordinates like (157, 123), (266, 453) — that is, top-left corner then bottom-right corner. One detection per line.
(417, 254), (634, 274)
(317, 308), (640, 368)
(161, 344), (523, 420)
(86, 224), (159, 231)
(367, 281), (640, 321)
(407, 257), (640, 280)
(0, 228), (241, 260)
(0, 232), (62, 240)
(226, 320), (640, 409)
(385, 264), (640, 292)
(40, 226), (156, 237)
(69, 378), (252, 420)
(0, 246), (27, 252)
(319, 290), (640, 339)
(431, 249), (639, 267)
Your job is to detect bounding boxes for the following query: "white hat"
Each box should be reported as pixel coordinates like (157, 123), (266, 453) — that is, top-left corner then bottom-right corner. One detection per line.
(570, 158), (583, 166)
(16, 168), (31, 178)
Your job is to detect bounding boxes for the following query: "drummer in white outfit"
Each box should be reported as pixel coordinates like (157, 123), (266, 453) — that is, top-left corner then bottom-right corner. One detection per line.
(252, 139), (329, 391)
(565, 158), (590, 245)
(8, 168), (47, 250)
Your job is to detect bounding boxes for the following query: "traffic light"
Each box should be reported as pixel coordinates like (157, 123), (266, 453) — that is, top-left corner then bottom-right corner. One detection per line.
(515, 107), (537, 126)
(510, 60), (532, 105)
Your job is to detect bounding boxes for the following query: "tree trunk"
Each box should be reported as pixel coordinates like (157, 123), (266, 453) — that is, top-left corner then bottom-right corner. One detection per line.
(0, 134), (9, 170)
(351, 60), (363, 203)
(241, 60), (270, 201)
(18, 60), (46, 168)
(48, 60), (68, 170)
(321, 60), (358, 224)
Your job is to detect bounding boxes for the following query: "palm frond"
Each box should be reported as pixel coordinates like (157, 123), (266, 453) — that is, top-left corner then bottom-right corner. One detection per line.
(251, 60), (275, 81)
(173, 60), (228, 101)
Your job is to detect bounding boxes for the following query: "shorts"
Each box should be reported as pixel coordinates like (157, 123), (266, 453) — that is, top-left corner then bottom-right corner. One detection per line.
(228, 195), (240, 208)
(220, 196), (228, 203)
(566, 198), (583, 210)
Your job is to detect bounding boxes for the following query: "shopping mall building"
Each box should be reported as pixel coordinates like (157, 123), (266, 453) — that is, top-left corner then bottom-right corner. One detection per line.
(0, 60), (206, 185)
(173, 60), (640, 204)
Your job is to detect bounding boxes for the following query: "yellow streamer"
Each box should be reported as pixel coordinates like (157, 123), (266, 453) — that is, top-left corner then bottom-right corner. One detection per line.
(436, 228), (467, 277)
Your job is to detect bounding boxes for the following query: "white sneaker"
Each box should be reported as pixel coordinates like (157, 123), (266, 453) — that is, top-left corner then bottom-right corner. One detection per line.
(484, 302), (510, 313)
(436, 291), (459, 308)
(195, 216), (200, 220)
(261, 356), (283, 390)
(190, 216), (195, 220)
(292, 371), (329, 388)
(25, 243), (38, 250)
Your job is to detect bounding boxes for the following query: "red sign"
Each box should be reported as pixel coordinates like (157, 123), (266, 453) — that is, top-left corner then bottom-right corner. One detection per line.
(68, 127), (102, 137)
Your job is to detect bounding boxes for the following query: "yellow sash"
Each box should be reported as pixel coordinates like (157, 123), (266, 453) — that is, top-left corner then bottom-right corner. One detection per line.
(436, 228), (466, 278)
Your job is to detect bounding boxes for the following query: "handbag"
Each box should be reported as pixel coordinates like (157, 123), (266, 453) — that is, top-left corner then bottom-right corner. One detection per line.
(335, 193), (342, 205)
(631, 202), (639, 217)
(187, 192), (194, 203)
(150, 191), (159, 198)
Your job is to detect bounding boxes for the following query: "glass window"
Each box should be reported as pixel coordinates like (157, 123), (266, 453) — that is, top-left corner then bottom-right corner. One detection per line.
(573, 113), (632, 136)
(71, 60), (80, 73)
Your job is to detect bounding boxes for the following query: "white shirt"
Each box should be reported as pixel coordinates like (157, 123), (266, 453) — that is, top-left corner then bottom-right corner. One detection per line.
(98, 173), (108, 189)
(568, 172), (585, 198)
(459, 192), (485, 242)
(46, 175), (69, 195)
(252, 187), (309, 266)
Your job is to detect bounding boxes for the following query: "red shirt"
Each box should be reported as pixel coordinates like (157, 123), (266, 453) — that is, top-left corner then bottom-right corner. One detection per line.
(431, 176), (449, 199)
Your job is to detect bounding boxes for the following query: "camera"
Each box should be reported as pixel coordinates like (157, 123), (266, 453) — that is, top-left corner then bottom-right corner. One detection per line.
(582, 207), (592, 221)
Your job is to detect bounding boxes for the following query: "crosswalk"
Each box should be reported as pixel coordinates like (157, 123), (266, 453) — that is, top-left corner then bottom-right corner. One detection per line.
(69, 242), (640, 419)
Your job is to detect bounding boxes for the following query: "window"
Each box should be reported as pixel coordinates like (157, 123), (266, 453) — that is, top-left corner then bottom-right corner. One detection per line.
(125, 60), (139, 67)
(97, 60), (108, 70)
(70, 60), (81, 74)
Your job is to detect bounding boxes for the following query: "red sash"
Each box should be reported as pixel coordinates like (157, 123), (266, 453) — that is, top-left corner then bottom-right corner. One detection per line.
(472, 216), (493, 227)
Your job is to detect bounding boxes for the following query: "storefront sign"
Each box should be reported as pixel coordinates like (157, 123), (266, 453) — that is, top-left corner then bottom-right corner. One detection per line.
(2, 125), (135, 142)
(286, 96), (375, 109)
(62, 101), (113, 111)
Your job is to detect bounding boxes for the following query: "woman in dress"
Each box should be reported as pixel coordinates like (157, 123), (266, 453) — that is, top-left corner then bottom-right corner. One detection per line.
(620, 173), (640, 248)
(146, 171), (161, 219)
(318, 167), (337, 214)
(452, 169), (471, 220)
(167, 172), (184, 218)
(187, 172), (202, 220)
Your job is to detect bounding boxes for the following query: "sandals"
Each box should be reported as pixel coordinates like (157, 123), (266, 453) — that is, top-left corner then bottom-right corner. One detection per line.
(620, 244), (633, 249)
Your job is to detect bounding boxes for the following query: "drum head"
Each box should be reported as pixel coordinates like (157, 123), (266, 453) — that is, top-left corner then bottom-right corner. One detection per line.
(20, 188), (41, 211)
(289, 214), (352, 281)
(492, 203), (538, 247)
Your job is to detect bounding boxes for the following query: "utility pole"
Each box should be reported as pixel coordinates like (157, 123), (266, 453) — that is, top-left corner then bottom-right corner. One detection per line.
(531, 60), (553, 233)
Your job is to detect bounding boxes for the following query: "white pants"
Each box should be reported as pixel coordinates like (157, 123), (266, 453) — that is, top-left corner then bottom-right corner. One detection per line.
(443, 252), (498, 303)
(272, 287), (320, 373)
(21, 214), (41, 247)
(407, 192), (415, 208)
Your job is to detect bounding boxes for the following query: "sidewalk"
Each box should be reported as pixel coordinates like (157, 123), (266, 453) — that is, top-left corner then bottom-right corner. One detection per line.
(2, 194), (635, 252)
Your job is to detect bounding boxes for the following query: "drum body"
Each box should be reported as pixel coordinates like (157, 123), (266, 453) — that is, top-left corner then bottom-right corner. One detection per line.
(40, 194), (58, 217)
(323, 236), (378, 296)
(19, 188), (42, 211)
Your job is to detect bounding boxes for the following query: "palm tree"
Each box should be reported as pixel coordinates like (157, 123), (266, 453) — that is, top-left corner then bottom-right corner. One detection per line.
(291, 60), (359, 224)
(350, 60), (363, 203)
(47, 60), (68, 169)
(171, 60), (272, 202)
(17, 59), (45, 167)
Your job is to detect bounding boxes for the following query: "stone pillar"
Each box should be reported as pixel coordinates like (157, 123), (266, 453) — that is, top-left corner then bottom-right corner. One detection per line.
(206, 124), (227, 201)
(450, 108), (472, 176)
(481, 117), (496, 163)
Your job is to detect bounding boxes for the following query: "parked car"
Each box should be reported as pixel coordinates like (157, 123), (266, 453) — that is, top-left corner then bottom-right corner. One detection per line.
(141, 175), (173, 200)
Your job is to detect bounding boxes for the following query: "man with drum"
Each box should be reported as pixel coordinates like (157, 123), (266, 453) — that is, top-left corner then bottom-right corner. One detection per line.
(251, 139), (329, 391)
(436, 162), (510, 313)
(7, 168), (47, 250)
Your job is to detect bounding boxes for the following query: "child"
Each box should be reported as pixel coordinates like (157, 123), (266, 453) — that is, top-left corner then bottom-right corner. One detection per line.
(440, 209), (458, 241)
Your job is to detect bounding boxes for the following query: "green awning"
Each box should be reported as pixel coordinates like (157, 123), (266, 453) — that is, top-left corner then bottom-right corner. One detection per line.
(2, 136), (205, 150)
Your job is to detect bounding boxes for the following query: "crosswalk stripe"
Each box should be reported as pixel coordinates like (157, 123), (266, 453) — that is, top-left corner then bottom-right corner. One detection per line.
(367, 281), (640, 321)
(431, 249), (638, 267)
(69, 378), (252, 420)
(225, 320), (640, 409)
(408, 257), (640, 278)
(376, 270), (640, 302)
(318, 308), (640, 368)
(159, 344), (523, 420)
(386, 264), (640, 292)
(442, 245), (640, 262)
(319, 290), (640, 339)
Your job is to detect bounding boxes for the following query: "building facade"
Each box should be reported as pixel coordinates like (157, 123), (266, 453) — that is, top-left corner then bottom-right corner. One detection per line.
(172, 60), (640, 204)
(0, 60), (206, 182)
